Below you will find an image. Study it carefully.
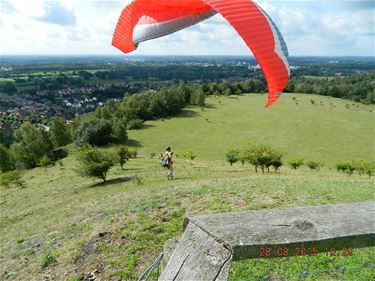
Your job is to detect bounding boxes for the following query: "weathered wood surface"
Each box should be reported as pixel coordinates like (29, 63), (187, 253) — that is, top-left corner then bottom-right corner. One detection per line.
(185, 202), (375, 260)
(159, 223), (232, 281)
(160, 202), (374, 280)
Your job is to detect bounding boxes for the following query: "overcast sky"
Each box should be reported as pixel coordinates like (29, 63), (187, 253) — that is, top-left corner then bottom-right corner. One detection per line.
(0, 0), (374, 56)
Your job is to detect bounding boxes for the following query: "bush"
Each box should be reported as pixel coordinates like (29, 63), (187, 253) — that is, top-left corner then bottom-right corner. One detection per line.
(245, 144), (283, 173)
(39, 155), (53, 167)
(183, 151), (197, 161)
(288, 158), (305, 170)
(12, 123), (53, 168)
(48, 117), (72, 148)
(0, 171), (24, 188)
(128, 148), (138, 159)
(127, 119), (144, 130)
(307, 161), (323, 171)
(225, 149), (239, 166)
(77, 146), (115, 182)
(118, 146), (130, 170)
(336, 161), (355, 175)
(75, 118), (113, 147)
(50, 148), (68, 161)
(113, 119), (128, 144)
(0, 144), (14, 172)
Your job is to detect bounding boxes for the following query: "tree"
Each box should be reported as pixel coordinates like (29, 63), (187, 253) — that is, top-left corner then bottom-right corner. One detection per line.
(225, 149), (239, 166)
(113, 119), (128, 144)
(49, 117), (72, 148)
(118, 146), (130, 170)
(77, 146), (115, 182)
(288, 159), (305, 170)
(12, 123), (53, 168)
(0, 128), (13, 147)
(75, 118), (113, 146)
(245, 144), (283, 173)
(0, 144), (14, 172)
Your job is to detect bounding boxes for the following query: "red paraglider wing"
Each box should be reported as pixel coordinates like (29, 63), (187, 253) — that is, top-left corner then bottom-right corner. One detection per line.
(112, 0), (290, 107)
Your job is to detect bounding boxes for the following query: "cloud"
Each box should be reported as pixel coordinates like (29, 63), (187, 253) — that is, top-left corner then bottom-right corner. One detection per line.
(1, 1), (16, 14)
(35, 1), (76, 26)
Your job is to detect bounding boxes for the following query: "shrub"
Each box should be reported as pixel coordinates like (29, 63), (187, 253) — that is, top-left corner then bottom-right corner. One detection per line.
(113, 119), (128, 144)
(127, 119), (144, 130)
(307, 161), (323, 171)
(288, 158), (305, 170)
(183, 151), (197, 161)
(77, 146), (115, 182)
(225, 149), (239, 166)
(39, 155), (53, 167)
(75, 118), (113, 146)
(336, 161), (355, 175)
(48, 117), (72, 148)
(12, 123), (53, 168)
(118, 146), (130, 170)
(0, 171), (24, 188)
(50, 148), (68, 161)
(0, 144), (14, 172)
(245, 144), (283, 173)
(128, 148), (138, 159)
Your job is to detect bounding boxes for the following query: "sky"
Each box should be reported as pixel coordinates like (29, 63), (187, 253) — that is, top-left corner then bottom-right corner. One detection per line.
(0, 0), (374, 56)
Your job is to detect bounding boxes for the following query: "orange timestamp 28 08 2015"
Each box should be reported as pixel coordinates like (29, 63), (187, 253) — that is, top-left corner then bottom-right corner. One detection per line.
(259, 246), (353, 258)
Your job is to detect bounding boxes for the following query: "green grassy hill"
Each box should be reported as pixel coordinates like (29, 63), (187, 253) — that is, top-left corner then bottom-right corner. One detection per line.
(0, 94), (374, 281)
(130, 94), (374, 165)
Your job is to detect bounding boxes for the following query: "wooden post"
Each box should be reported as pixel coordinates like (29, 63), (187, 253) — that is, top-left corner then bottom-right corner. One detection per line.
(160, 202), (375, 280)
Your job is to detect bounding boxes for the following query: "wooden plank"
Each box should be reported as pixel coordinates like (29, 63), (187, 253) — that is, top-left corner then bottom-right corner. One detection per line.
(159, 223), (233, 281)
(186, 202), (375, 260)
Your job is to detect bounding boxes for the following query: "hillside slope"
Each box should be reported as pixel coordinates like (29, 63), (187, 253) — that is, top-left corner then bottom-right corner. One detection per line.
(0, 94), (374, 281)
(129, 94), (375, 165)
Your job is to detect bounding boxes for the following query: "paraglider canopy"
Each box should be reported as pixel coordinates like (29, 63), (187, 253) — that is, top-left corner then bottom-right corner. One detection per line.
(112, 0), (290, 107)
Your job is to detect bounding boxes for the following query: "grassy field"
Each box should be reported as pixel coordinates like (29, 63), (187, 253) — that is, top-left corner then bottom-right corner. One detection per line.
(130, 94), (374, 165)
(0, 94), (374, 281)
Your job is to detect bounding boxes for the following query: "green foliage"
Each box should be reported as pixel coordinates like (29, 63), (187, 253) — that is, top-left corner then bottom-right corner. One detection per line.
(127, 119), (144, 130)
(117, 146), (130, 170)
(113, 119), (128, 144)
(0, 171), (24, 188)
(75, 118), (113, 147)
(77, 146), (115, 182)
(48, 117), (72, 148)
(12, 123), (53, 168)
(306, 161), (323, 171)
(336, 161), (356, 175)
(225, 149), (239, 166)
(128, 148), (138, 159)
(0, 144), (14, 172)
(39, 155), (53, 167)
(0, 128), (14, 147)
(245, 144), (283, 173)
(288, 158), (305, 170)
(40, 252), (56, 269)
(183, 151), (197, 161)
(190, 90), (206, 106)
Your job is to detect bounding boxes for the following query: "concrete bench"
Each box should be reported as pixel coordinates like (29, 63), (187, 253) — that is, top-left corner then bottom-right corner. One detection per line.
(159, 202), (375, 281)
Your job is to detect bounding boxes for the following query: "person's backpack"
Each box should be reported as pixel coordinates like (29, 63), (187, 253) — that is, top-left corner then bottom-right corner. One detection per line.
(161, 154), (169, 167)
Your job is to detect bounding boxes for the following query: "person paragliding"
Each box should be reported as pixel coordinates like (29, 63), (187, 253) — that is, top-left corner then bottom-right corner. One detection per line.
(112, 0), (290, 107)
